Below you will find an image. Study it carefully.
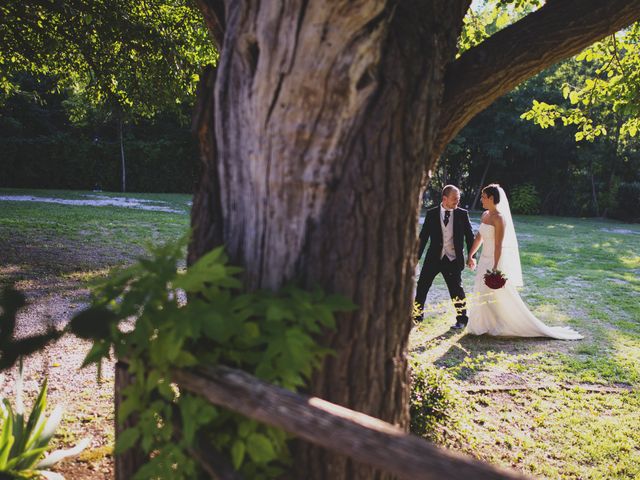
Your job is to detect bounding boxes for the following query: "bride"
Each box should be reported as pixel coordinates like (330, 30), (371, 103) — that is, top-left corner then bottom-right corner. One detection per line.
(466, 184), (582, 339)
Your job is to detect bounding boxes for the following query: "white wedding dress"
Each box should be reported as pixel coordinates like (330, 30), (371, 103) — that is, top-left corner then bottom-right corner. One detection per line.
(467, 222), (582, 339)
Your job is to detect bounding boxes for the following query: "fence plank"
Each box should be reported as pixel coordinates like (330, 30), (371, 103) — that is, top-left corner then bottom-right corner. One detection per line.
(172, 365), (530, 480)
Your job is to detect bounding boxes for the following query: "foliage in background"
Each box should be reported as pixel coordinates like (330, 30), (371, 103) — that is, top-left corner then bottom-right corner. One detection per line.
(458, 0), (541, 55)
(0, 0), (217, 118)
(0, 366), (89, 479)
(517, 23), (640, 220)
(0, 126), (198, 193)
(429, 57), (640, 221)
(421, 4), (640, 222)
(67, 237), (354, 479)
(611, 182), (640, 222)
(0, 76), (199, 193)
(522, 24), (640, 144)
(510, 183), (540, 215)
(0, 0), (215, 193)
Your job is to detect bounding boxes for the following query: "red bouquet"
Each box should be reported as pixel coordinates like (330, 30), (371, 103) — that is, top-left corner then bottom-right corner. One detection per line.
(484, 269), (507, 289)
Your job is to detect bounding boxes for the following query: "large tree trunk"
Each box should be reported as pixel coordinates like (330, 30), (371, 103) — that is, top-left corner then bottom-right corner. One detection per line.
(190, 1), (468, 479)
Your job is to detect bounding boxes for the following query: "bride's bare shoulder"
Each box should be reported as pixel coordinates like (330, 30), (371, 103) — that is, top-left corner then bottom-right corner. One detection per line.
(493, 212), (506, 229)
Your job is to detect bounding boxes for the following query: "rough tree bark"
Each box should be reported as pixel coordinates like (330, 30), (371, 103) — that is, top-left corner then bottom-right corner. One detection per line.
(192, 1), (468, 478)
(188, 1), (640, 479)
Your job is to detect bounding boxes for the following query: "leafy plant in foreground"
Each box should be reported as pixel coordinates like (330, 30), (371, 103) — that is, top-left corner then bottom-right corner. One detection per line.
(0, 366), (89, 479)
(410, 360), (460, 441)
(69, 237), (354, 479)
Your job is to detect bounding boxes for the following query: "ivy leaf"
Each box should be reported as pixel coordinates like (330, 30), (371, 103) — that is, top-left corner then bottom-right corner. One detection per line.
(231, 440), (245, 470)
(69, 306), (119, 340)
(115, 427), (140, 454)
(246, 433), (276, 463)
(324, 295), (357, 312)
(81, 340), (111, 367)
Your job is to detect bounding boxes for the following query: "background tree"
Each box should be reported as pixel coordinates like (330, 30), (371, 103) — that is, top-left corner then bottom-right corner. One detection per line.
(0, 0), (216, 191)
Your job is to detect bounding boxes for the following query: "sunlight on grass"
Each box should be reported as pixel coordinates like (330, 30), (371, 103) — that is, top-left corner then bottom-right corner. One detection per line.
(62, 268), (112, 282)
(410, 214), (640, 479)
(619, 255), (640, 268)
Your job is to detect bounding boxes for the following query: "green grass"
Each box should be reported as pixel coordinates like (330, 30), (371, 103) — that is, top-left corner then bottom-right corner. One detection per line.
(0, 188), (190, 276)
(412, 214), (640, 479)
(2, 190), (639, 478)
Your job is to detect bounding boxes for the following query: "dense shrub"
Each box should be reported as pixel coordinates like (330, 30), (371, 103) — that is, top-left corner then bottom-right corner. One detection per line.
(409, 360), (459, 440)
(610, 182), (640, 222)
(0, 133), (198, 193)
(510, 183), (540, 215)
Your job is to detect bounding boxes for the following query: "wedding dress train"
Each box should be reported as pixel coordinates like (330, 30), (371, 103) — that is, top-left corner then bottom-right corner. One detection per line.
(467, 223), (582, 340)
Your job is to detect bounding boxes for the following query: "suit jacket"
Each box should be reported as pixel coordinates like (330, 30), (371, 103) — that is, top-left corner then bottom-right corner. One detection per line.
(418, 206), (475, 271)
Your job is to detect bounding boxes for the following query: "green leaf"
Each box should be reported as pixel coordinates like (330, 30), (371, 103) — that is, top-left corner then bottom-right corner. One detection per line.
(246, 433), (276, 463)
(22, 378), (48, 451)
(0, 406), (15, 469)
(117, 394), (141, 426)
(81, 340), (110, 367)
(243, 322), (260, 339)
(115, 427), (140, 454)
(231, 439), (245, 470)
(266, 303), (293, 322)
(237, 420), (254, 439)
(174, 351), (198, 367)
(323, 294), (357, 313)
(569, 91), (580, 104)
(495, 11), (510, 28)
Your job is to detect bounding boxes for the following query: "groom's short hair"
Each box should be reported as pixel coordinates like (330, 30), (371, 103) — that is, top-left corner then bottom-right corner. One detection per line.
(442, 185), (459, 198)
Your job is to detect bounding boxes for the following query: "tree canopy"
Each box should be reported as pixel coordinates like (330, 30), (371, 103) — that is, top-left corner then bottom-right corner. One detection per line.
(0, 0), (217, 118)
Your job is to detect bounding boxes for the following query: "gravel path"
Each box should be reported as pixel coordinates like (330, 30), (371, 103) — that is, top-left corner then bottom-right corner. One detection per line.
(0, 235), (130, 479)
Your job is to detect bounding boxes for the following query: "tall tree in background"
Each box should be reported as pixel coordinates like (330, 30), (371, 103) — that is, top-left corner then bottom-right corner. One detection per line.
(188, 1), (640, 478)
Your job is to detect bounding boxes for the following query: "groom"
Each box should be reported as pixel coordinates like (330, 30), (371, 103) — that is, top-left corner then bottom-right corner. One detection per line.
(415, 185), (475, 329)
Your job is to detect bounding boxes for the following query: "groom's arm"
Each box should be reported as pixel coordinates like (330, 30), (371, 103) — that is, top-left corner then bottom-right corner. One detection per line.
(417, 213), (431, 260)
(463, 210), (475, 256)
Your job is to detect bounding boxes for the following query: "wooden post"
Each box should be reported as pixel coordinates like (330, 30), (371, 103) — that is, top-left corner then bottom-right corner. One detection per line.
(114, 361), (146, 479)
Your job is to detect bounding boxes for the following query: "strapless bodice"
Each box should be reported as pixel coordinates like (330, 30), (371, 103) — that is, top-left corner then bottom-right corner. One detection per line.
(479, 223), (494, 257)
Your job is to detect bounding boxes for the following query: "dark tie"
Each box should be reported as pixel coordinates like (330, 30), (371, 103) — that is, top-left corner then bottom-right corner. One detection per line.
(443, 210), (450, 226)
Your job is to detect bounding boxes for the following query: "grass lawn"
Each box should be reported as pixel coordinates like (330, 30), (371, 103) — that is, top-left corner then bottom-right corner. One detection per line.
(1, 189), (639, 478)
(411, 214), (640, 479)
(0, 188), (191, 479)
(0, 188), (190, 273)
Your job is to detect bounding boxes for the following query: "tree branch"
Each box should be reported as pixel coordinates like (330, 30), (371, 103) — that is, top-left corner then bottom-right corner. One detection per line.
(434, 0), (640, 159)
(194, 0), (225, 49)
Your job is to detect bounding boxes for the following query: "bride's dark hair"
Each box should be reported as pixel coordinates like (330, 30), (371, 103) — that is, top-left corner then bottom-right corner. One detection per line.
(482, 184), (501, 204)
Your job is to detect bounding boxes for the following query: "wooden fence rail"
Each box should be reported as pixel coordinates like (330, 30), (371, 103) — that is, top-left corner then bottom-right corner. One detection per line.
(159, 365), (530, 480)
(115, 361), (530, 479)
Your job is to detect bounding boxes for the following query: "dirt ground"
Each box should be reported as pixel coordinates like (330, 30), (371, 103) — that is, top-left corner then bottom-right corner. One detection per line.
(0, 233), (142, 479)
